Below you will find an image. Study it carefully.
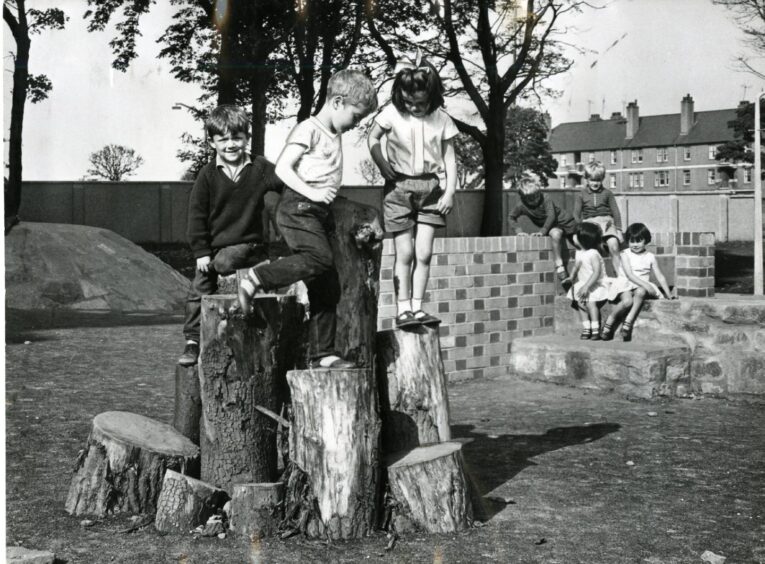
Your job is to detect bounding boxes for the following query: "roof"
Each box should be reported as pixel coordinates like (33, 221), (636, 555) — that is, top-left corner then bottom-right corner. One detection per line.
(550, 108), (738, 152)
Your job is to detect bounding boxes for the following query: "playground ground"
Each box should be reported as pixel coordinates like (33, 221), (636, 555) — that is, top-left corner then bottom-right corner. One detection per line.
(5, 312), (765, 564)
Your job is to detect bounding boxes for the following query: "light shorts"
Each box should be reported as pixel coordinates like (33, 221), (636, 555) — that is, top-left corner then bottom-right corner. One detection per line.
(383, 174), (446, 233)
(583, 216), (623, 243)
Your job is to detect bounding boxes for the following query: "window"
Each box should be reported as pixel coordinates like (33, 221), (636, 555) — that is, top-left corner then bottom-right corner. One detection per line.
(628, 172), (644, 188)
(588, 152), (596, 163)
(560, 155), (567, 167)
(708, 145), (718, 160)
(610, 150), (617, 164)
(609, 174), (616, 189)
(656, 147), (669, 163)
(744, 168), (753, 183)
(683, 147), (692, 161)
(708, 169), (717, 185)
(631, 149), (643, 164)
(683, 170), (691, 185)
(655, 170), (670, 187)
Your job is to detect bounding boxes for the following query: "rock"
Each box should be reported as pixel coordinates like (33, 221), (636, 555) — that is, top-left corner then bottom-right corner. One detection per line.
(6, 546), (55, 564)
(700, 550), (726, 564)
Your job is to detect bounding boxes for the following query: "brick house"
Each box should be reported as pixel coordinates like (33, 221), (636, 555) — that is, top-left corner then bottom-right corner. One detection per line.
(549, 95), (752, 192)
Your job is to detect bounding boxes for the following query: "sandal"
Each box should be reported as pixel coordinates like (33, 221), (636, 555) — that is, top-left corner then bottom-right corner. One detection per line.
(412, 310), (440, 326)
(395, 311), (421, 328)
(621, 321), (633, 342)
(600, 322), (614, 341)
(580, 328), (592, 340)
(557, 269), (572, 291)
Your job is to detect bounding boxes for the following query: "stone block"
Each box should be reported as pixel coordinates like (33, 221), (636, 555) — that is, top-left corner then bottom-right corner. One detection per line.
(7, 547), (55, 564)
(506, 335), (691, 399)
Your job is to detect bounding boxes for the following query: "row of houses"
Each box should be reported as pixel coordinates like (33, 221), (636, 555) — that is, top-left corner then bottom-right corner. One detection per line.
(548, 95), (753, 192)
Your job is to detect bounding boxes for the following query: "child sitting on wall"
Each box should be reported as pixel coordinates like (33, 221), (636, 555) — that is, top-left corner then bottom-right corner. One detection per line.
(508, 171), (578, 290)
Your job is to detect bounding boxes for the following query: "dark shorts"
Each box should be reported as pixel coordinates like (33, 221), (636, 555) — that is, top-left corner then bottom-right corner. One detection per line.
(383, 174), (446, 233)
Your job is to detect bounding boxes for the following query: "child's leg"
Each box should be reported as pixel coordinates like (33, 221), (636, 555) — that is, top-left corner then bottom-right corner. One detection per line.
(548, 227), (566, 270)
(411, 223), (438, 321)
(622, 287), (647, 341)
(606, 237), (622, 275)
(602, 291), (633, 340)
(180, 257), (218, 365)
(587, 300), (602, 340)
(575, 302), (592, 339)
(392, 228), (415, 316)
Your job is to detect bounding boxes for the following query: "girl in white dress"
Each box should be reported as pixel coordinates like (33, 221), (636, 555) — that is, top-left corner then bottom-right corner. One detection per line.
(564, 222), (611, 340)
(602, 223), (674, 341)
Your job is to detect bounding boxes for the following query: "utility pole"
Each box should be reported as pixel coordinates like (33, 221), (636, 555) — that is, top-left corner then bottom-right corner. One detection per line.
(755, 92), (763, 296)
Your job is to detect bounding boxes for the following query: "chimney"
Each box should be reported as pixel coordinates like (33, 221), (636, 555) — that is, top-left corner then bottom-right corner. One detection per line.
(610, 111), (623, 120)
(625, 100), (639, 139)
(680, 94), (694, 135)
(589, 114), (602, 121)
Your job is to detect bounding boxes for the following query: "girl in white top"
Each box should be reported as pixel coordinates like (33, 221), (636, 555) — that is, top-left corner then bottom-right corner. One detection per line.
(602, 223), (673, 341)
(368, 50), (459, 328)
(564, 223), (611, 340)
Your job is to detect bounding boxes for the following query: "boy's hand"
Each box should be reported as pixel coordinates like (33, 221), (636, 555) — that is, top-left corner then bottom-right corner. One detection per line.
(308, 187), (338, 204)
(530, 232), (543, 237)
(197, 255), (211, 273)
(378, 160), (399, 181)
(517, 232), (529, 237)
(436, 192), (454, 215)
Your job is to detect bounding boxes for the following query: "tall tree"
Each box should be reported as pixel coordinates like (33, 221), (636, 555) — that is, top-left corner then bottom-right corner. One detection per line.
(716, 99), (765, 179)
(713, 0), (765, 78)
(86, 144), (145, 181)
(4, 0), (67, 230)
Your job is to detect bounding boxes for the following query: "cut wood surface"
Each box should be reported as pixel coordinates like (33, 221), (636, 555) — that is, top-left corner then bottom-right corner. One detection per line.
(199, 294), (301, 491)
(173, 364), (201, 446)
(286, 367), (381, 539)
(229, 482), (284, 539)
(154, 470), (228, 533)
(65, 411), (199, 517)
(330, 197), (384, 368)
(377, 325), (451, 453)
(386, 442), (473, 534)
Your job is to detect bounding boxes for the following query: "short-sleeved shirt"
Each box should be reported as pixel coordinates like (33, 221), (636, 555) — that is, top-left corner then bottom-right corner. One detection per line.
(374, 104), (459, 185)
(286, 116), (343, 191)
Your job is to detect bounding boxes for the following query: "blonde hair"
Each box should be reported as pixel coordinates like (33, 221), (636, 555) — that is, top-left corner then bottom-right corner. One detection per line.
(327, 69), (378, 114)
(584, 161), (606, 181)
(518, 171), (542, 195)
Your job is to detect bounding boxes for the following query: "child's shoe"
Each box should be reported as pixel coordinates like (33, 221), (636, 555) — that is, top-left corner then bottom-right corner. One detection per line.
(600, 322), (614, 341)
(621, 321), (633, 342)
(235, 268), (262, 316)
(590, 331), (602, 341)
(178, 342), (200, 366)
(557, 269), (572, 291)
(580, 328), (592, 340)
(309, 354), (356, 369)
(412, 310), (440, 326)
(395, 311), (421, 328)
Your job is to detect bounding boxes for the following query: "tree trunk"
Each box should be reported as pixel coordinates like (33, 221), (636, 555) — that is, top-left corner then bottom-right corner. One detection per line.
(65, 411), (199, 517)
(284, 367), (381, 539)
(249, 64), (272, 157)
(6, 8), (30, 224)
(386, 442), (473, 533)
(173, 365), (201, 447)
(199, 294), (301, 491)
(154, 470), (228, 533)
(229, 482), (284, 539)
(376, 325), (451, 454)
(481, 102), (507, 236)
(329, 196), (384, 368)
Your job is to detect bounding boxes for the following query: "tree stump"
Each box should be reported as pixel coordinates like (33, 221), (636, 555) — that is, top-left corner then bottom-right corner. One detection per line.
(386, 442), (473, 533)
(199, 294), (301, 491)
(377, 325), (451, 453)
(173, 364), (201, 446)
(330, 196), (384, 368)
(154, 470), (228, 533)
(229, 482), (284, 539)
(65, 411), (199, 517)
(285, 367), (381, 539)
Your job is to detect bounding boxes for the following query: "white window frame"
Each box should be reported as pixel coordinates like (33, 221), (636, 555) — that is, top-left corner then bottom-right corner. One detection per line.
(560, 155), (567, 167)
(707, 169), (717, 185)
(683, 147), (692, 161)
(629, 172), (644, 188)
(744, 168), (753, 183)
(683, 170), (691, 185)
(656, 147), (668, 163)
(631, 149), (643, 164)
(610, 150), (617, 164)
(609, 174), (616, 189)
(708, 145), (718, 160)
(654, 170), (669, 187)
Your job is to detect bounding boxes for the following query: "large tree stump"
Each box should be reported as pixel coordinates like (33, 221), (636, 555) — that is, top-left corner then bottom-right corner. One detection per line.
(173, 364), (201, 446)
(154, 470), (228, 533)
(386, 442), (473, 533)
(377, 325), (451, 454)
(65, 411), (199, 517)
(330, 196), (384, 368)
(229, 482), (284, 539)
(199, 294), (301, 491)
(285, 367), (381, 539)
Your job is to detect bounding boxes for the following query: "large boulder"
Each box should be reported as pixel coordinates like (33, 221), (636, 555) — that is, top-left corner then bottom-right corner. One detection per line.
(5, 222), (190, 313)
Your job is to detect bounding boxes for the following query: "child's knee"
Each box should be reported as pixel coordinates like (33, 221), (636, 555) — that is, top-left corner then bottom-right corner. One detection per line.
(635, 287), (647, 298)
(549, 228), (563, 240)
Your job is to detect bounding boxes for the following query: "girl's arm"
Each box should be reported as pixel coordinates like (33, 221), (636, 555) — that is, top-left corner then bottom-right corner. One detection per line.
(576, 253), (601, 301)
(367, 124), (398, 180)
(275, 144), (336, 204)
(621, 253), (657, 295)
(436, 137), (457, 214)
(649, 254), (672, 299)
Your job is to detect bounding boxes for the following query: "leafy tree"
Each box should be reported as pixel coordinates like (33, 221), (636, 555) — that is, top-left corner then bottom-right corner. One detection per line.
(4, 0), (67, 230)
(86, 144), (145, 181)
(713, 0), (765, 78)
(716, 99), (765, 179)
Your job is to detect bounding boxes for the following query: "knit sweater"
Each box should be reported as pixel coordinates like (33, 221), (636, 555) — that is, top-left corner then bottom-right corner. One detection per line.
(508, 196), (577, 236)
(573, 187), (622, 229)
(186, 156), (283, 258)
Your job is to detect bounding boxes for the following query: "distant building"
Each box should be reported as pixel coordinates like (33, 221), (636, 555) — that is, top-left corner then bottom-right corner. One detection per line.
(549, 95), (752, 192)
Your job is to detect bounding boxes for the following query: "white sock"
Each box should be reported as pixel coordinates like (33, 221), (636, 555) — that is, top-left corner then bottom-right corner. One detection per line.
(241, 279), (256, 297)
(582, 321), (591, 329)
(186, 339), (198, 345)
(591, 322), (600, 331)
(411, 298), (423, 312)
(397, 299), (411, 315)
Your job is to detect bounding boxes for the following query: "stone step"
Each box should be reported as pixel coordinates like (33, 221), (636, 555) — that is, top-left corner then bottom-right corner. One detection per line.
(507, 335), (691, 400)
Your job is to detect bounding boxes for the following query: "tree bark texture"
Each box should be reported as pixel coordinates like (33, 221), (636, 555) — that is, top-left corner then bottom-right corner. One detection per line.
(199, 294), (301, 491)
(65, 411), (199, 517)
(229, 482), (284, 539)
(329, 197), (384, 368)
(286, 367), (381, 539)
(481, 103), (507, 236)
(386, 442), (473, 534)
(154, 470), (228, 534)
(376, 325), (451, 454)
(173, 364), (201, 447)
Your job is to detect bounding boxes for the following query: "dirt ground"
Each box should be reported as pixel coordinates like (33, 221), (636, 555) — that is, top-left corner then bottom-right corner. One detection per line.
(5, 316), (765, 563)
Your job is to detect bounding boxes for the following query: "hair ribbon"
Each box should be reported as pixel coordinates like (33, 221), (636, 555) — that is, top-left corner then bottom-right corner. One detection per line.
(393, 48), (432, 75)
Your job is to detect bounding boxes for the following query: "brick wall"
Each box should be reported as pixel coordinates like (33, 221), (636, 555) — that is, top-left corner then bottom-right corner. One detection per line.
(375, 232), (715, 382)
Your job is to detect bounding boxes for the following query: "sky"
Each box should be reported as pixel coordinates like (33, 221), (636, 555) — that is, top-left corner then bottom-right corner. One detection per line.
(3, 0), (763, 182)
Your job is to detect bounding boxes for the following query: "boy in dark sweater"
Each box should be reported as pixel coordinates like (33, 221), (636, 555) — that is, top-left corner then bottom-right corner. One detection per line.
(508, 172), (577, 289)
(178, 105), (283, 366)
